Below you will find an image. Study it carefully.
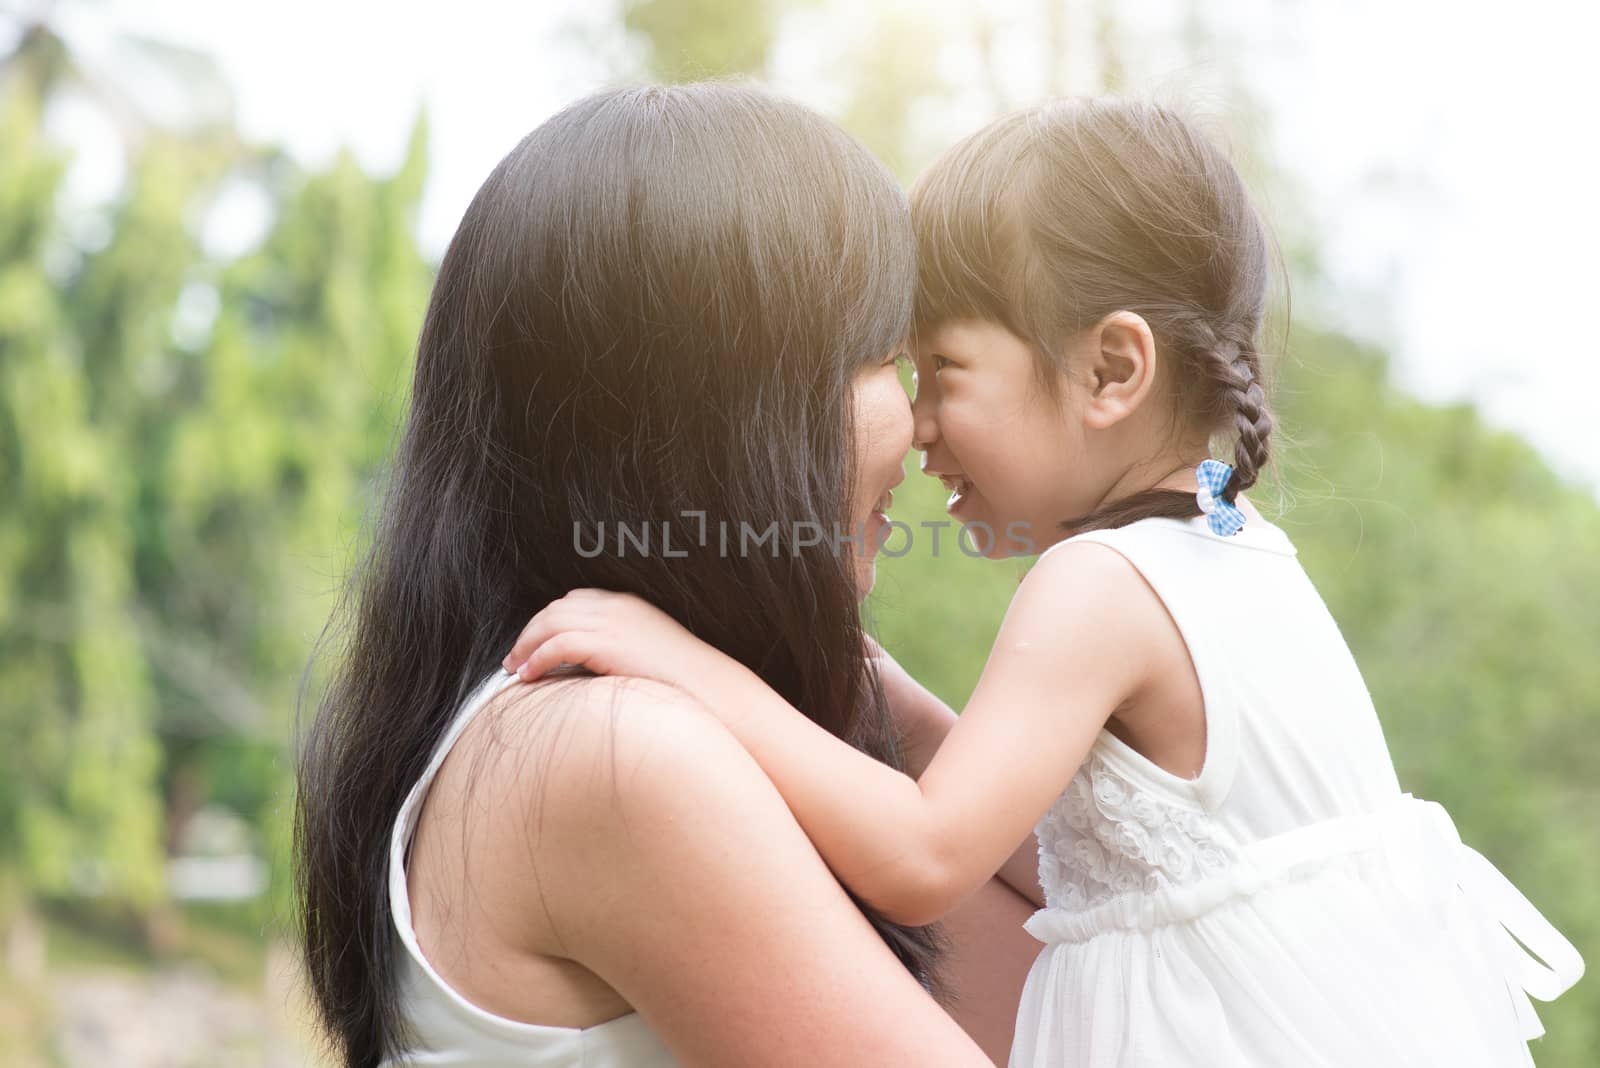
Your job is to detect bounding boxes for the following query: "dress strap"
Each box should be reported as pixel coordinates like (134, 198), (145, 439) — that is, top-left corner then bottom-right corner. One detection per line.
(1036, 521), (1242, 811)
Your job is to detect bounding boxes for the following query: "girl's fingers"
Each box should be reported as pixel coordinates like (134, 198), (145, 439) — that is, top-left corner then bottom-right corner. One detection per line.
(503, 610), (559, 671)
(501, 589), (634, 676)
(517, 632), (597, 681)
(504, 600), (590, 671)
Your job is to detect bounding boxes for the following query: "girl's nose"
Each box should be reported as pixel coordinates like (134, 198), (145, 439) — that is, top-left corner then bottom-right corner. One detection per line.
(910, 383), (939, 452)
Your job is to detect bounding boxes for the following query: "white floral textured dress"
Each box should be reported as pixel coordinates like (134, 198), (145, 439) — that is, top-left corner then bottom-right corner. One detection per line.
(1010, 515), (1583, 1068)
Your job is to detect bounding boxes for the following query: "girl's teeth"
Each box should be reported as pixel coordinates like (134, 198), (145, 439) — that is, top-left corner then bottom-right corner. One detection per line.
(945, 477), (973, 509)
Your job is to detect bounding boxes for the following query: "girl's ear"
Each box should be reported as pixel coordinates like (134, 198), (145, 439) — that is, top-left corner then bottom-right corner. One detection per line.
(1082, 311), (1158, 431)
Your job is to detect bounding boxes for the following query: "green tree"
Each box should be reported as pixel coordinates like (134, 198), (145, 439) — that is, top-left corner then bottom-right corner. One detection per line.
(0, 20), (435, 948)
(622, 0), (784, 82)
(0, 32), (169, 916)
(166, 120), (435, 921)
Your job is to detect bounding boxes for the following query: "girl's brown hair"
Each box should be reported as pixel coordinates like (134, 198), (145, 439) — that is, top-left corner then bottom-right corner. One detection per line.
(911, 97), (1277, 533)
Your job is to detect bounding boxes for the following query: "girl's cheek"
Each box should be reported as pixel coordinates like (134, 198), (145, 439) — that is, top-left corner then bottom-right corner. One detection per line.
(938, 399), (980, 446)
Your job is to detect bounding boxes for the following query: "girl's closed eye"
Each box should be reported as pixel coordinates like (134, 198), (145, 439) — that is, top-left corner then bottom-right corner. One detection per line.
(931, 353), (955, 372)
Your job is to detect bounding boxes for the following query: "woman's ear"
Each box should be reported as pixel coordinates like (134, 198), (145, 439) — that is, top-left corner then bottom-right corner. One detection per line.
(1082, 311), (1158, 431)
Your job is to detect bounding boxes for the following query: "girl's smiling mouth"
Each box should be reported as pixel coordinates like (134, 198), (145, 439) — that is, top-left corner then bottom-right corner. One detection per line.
(928, 471), (975, 516)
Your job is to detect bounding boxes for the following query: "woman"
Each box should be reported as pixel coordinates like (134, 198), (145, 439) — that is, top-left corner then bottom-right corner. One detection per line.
(295, 83), (1040, 1067)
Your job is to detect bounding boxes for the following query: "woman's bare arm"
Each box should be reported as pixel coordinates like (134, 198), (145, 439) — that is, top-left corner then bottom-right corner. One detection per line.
(512, 678), (995, 1068)
(936, 869), (1039, 1063)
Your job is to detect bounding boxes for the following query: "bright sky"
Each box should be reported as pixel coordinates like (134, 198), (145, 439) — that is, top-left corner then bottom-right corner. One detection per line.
(29, 0), (1600, 493)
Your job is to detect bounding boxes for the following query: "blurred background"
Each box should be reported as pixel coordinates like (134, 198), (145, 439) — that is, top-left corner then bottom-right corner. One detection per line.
(1, 0), (1595, 1064)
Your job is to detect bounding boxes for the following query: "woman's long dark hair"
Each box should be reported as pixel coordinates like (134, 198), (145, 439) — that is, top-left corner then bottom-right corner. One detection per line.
(294, 83), (941, 1067)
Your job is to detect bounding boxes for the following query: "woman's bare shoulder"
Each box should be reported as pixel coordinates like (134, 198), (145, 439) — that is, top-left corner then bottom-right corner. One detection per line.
(484, 674), (749, 795)
(470, 674), (787, 875)
(433, 673), (775, 963)
(474, 677), (989, 1066)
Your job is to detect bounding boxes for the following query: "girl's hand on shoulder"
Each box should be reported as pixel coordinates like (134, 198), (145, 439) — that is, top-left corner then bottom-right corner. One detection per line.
(502, 589), (748, 709)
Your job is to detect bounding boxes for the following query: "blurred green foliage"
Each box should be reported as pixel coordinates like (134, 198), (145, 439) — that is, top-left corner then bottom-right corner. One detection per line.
(622, 0), (784, 81)
(0, 4), (1594, 1066)
(0, 24), (434, 941)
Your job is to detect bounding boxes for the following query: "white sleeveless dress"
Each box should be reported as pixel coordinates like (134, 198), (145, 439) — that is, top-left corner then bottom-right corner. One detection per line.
(383, 669), (680, 1067)
(1010, 515), (1583, 1068)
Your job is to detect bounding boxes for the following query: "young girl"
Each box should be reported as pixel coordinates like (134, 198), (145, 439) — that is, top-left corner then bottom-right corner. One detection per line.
(502, 99), (1583, 1066)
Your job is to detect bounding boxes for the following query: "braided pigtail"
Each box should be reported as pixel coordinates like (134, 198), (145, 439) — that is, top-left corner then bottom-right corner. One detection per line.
(1204, 324), (1273, 502)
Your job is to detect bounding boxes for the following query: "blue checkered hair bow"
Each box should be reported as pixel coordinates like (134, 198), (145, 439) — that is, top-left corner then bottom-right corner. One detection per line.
(1195, 459), (1246, 536)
